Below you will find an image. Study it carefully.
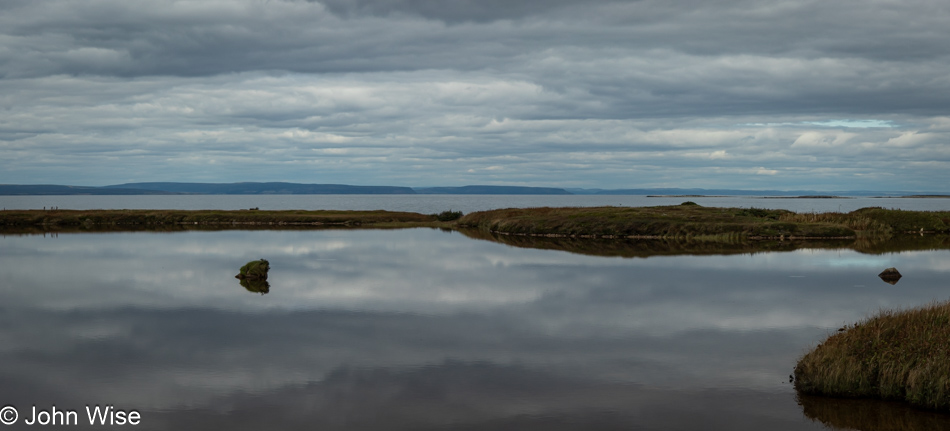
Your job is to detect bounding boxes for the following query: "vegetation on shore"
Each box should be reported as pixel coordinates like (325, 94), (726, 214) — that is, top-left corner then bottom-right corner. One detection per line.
(794, 301), (950, 411)
(0, 208), (441, 228)
(458, 205), (864, 239)
(2, 205), (949, 242)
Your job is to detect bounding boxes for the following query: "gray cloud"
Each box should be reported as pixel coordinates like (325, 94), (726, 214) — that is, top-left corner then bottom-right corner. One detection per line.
(1, 0), (949, 190)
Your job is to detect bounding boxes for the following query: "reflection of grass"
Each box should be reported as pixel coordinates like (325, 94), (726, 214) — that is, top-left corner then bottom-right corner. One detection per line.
(798, 393), (950, 431)
(794, 301), (950, 411)
(458, 228), (855, 257)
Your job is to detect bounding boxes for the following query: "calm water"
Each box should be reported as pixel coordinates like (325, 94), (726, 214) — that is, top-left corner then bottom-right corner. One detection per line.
(2, 228), (949, 430)
(3, 194), (950, 213)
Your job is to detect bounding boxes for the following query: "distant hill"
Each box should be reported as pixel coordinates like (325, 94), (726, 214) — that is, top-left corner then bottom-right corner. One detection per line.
(103, 182), (417, 194)
(0, 184), (177, 195)
(1, 183), (934, 197)
(414, 185), (571, 195)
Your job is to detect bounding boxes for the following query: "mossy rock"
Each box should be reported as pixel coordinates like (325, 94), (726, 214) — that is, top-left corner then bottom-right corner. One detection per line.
(236, 259), (270, 280)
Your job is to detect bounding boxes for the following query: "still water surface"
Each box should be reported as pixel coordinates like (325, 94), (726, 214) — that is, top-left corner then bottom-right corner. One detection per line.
(2, 228), (950, 429)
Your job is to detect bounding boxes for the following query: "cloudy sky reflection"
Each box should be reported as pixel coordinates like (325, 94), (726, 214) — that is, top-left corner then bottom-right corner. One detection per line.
(2, 229), (949, 429)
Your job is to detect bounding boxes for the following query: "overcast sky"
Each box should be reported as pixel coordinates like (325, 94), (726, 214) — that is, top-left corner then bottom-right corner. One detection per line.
(2, 0), (949, 191)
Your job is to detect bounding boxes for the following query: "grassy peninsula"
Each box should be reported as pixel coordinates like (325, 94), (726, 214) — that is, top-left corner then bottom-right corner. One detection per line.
(0, 208), (441, 229)
(457, 205), (950, 239)
(794, 301), (950, 411)
(2, 205), (949, 240)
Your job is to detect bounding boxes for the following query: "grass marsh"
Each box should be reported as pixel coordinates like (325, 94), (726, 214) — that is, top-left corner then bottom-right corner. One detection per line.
(794, 301), (950, 411)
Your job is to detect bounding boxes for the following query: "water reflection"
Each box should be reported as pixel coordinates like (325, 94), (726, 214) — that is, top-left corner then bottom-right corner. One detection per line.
(459, 228), (950, 258)
(1, 229), (949, 430)
(238, 278), (270, 294)
(148, 361), (811, 431)
(798, 394), (950, 431)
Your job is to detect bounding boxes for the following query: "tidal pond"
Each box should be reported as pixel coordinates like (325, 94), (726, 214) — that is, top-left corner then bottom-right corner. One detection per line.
(1, 228), (949, 430)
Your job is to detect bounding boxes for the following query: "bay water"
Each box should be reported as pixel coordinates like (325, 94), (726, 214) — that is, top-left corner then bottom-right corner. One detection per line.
(1, 226), (949, 430)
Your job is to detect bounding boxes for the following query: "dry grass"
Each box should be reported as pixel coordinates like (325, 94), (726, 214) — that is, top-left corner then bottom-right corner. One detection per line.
(458, 205), (856, 239)
(780, 207), (950, 236)
(794, 300), (950, 411)
(0, 209), (439, 228)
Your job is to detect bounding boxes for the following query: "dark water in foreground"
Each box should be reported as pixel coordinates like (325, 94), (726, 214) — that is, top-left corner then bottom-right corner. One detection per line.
(2, 228), (950, 430)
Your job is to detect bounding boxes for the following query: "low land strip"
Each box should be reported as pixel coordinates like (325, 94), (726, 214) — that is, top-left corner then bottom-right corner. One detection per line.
(2, 205), (949, 240)
(0, 209), (441, 228)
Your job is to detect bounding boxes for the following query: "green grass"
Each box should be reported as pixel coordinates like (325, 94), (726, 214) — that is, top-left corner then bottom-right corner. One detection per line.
(794, 301), (950, 411)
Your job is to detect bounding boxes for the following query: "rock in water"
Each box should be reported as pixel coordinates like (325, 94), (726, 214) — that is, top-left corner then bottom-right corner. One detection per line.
(878, 267), (902, 285)
(236, 259), (270, 280)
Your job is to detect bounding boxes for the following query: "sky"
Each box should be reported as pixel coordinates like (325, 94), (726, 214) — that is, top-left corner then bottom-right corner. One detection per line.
(1, 0), (949, 191)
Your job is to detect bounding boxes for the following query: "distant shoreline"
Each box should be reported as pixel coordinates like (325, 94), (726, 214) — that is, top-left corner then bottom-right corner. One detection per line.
(2, 182), (947, 197)
(759, 195), (852, 199)
(646, 195), (728, 198)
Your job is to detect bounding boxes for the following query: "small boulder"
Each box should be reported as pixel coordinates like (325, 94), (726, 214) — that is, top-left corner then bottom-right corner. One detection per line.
(236, 258), (270, 280)
(878, 267), (902, 285)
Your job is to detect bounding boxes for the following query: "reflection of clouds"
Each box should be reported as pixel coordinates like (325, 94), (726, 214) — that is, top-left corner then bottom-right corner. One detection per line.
(0, 305), (821, 410)
(143, 361), (821, 431)
(2, 230), (949, 324)
(2, 229), (950, 414)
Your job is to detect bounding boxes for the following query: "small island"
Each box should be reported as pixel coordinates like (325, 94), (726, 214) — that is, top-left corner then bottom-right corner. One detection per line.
(455, 205), (950, 239)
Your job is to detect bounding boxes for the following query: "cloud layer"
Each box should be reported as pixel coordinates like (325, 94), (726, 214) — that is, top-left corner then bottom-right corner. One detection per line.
(2, 0), (949, 190)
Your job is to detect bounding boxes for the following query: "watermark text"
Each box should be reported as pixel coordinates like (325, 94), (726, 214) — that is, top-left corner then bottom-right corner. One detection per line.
(1, 405), (141, 426)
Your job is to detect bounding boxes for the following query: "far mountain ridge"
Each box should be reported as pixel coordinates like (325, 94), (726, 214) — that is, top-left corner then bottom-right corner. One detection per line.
(104, 182), (417, 195)
(0, 182), (943, 196)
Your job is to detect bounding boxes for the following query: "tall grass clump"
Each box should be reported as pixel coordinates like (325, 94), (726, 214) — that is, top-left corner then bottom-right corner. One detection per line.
(435, 210), (463, 221)
(794, 300), (950, 411)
